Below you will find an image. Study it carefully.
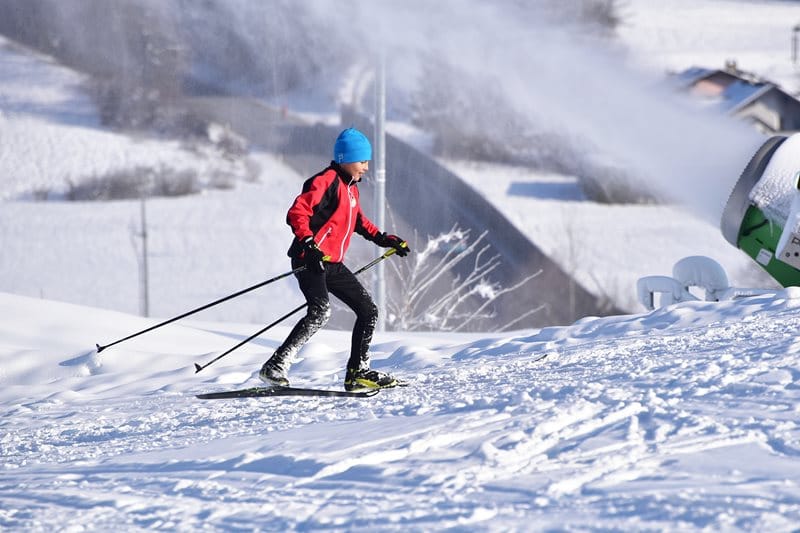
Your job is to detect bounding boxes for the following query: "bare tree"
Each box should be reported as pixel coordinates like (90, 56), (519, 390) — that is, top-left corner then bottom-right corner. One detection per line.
(386, 226), (543, 332)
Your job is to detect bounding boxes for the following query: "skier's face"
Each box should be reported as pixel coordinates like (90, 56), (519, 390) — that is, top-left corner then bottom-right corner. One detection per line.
(340, 161), (369, 182)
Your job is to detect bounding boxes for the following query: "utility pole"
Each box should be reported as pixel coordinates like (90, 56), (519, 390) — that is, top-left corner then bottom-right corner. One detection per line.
(374, 52), (387, 331)
(139, 180), (150, 317)
(793, 24), (800, 66)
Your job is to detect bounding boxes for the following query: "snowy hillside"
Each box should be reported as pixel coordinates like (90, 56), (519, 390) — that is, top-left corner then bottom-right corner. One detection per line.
(0, 36), (255, 202)
(3, 2), (800, 529)
(0, 35), (311, 320)
(0, 31), (782, 319)
(2, 1), (800, 319)
(2, 291), (799, 530)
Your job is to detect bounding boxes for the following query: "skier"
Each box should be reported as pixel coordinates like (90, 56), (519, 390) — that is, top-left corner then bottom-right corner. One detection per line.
(259, 127), (410, 391)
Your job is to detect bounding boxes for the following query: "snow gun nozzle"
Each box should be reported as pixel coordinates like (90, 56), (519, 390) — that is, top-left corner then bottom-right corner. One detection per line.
(194, 363), (203, 373)
(720, 134), (800, 286)
(96, 343), (105, 353)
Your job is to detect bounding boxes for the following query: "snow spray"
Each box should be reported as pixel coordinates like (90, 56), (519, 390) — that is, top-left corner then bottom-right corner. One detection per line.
(63, 0), (763, 228)
(49, 1), (771, 244)
(303, 0), (765, 225)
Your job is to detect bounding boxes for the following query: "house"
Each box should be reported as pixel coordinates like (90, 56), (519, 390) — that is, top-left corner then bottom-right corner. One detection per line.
(675, 62), (800, 134)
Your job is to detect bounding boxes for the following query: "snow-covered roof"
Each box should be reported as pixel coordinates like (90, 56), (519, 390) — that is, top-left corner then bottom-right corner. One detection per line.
(676, 65), (800, 130)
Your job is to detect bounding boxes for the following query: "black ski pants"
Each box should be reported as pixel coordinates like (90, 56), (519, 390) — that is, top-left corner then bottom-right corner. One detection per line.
(273, 259), (378, 372)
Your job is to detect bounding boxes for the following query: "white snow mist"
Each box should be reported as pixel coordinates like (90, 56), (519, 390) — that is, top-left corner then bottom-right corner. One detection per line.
(312, 0), (764, 225)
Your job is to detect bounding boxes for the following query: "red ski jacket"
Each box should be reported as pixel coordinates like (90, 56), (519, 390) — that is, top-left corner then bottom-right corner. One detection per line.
(286, 163), (381, 263)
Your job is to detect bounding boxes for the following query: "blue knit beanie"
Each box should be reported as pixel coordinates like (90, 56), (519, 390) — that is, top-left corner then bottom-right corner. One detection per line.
(333, 128), (372, 163)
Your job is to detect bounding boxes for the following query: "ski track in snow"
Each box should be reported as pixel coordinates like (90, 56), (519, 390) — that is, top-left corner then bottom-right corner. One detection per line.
(2, 293), (800, 530)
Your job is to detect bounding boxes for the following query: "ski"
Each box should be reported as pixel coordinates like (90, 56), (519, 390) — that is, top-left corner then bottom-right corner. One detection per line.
(196, 385), (380, 399)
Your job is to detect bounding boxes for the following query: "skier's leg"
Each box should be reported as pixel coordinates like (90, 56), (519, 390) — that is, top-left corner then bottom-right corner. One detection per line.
(260, 261), (330, 384)
(326, 263), (397, 391)
(325, 263), (378, 372)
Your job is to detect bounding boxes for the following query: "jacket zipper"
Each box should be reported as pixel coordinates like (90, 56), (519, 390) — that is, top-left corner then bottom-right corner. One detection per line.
(317, 226), (333, 245)
(340, 183), (355, 261)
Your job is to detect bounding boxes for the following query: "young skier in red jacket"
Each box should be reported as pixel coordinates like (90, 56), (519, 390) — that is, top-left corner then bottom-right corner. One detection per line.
(259, 128), (410, 391)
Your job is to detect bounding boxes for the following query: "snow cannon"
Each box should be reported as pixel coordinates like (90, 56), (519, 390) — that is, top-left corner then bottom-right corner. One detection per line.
(720, 134), (800, 286)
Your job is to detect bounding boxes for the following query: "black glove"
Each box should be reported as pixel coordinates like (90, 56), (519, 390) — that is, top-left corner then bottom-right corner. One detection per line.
(376, 233), (410, 257)
(301, 236), (326, 273)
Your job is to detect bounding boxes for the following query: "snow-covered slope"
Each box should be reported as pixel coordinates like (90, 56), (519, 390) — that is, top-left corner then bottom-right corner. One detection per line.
(0, 37), (255, 202)
(1, 291), (799, 530)
(0, 159), (307, 321)
(0, 37), (310, 320)
(2, 2), (800, 530)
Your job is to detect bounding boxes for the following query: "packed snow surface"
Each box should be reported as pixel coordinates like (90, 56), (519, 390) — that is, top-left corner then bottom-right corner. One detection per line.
(1, 291), (799, 530)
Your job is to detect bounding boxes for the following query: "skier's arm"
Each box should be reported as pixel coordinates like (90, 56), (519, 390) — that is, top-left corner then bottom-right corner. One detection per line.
(354, 209), (381, 241)
(286, 173), (335, 240)
(357, 211), (410, 257)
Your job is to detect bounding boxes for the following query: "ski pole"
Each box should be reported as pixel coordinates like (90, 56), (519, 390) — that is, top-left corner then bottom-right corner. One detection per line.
(194, 302), (307, 373)
(96, 265), (307, 353)
(193, 246), (402, 373)
(354, 246), (398, 274)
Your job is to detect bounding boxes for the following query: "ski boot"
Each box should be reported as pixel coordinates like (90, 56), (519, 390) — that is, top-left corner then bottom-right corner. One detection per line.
(259, 358), (289, 387)
(344, 368), (398, 391)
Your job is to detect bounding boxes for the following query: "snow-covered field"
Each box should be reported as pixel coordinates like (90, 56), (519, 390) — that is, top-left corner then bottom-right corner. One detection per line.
(2, 290), (799, 530)
(3, 0), (800, 530)
(0, 159), (306, 321)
